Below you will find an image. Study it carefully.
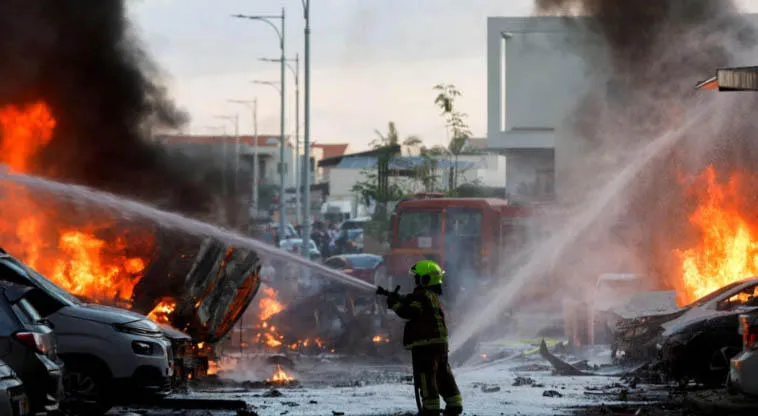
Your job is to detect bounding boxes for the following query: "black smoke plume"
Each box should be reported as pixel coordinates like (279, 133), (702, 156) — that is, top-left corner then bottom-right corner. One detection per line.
(0, 0), (213, 216)
(535, 0), (758, 293)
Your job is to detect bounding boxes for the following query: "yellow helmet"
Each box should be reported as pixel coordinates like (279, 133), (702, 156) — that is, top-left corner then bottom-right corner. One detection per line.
(409, 260), (445, 286)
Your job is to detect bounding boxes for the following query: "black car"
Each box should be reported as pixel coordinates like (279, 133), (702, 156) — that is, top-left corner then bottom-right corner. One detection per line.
(0, 282), (63, 413)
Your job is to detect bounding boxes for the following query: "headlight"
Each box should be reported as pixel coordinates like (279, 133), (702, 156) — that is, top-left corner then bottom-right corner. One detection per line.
(132, 340), (155, 355)
(114, 320), (163, 337)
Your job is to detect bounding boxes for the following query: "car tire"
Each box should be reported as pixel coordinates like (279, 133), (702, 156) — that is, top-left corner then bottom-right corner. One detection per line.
(61, 358), (112, 416)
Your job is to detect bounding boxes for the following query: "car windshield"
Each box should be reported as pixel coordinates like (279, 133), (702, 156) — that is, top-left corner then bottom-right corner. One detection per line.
(347, 255), (381, 269)
(6, 259), (80, 307)
(686, 280), (748, 309)
(347, 229), (363, 242)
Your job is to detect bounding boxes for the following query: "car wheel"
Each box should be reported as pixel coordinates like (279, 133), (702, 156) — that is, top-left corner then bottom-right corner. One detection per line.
(61, 359), (112, 416)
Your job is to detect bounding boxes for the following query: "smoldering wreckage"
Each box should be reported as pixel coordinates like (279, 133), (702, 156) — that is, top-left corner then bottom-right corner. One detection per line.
(5, 0), (758, 415)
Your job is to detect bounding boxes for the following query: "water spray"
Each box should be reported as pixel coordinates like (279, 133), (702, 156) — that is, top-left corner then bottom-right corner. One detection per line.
(0, 168), (377, 293)
(449, 102), (718, 354)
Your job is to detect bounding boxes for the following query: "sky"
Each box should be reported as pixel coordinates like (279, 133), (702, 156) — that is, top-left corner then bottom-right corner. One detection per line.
(128, 0), (758, 152)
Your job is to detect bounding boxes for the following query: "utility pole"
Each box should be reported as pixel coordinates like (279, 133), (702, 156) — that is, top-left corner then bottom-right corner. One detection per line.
(259, 54), (300, 225)
(301, 0), (312, 258)
(252, 99), (259, 218)
(278, 8), (287, 240)
(227, 99), (260, 224)
(233, 8), (287, 241)
(214, 115), (237, 197)
(234, 113), (240, 195)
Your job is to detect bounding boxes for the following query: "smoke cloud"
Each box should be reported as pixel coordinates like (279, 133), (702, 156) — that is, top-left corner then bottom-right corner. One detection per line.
(0, 0), (212, 215)
(534, 0), (758, 292)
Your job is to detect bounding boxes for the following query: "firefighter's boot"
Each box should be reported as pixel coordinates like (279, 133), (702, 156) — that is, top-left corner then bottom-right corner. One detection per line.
(442, 406), (463, 415)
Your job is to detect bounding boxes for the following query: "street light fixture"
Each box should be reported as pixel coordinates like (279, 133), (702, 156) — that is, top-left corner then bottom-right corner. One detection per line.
(233, 9), (288, 241)
(227, 99), (259, 223)
(259, 55), (301, 225)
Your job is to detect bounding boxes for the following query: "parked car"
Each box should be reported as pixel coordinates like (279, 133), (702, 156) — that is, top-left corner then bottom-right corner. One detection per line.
(280, 238), (321, 262)
(271, 223), (299, 239)
(0, 282), (62, 414)
(614, 277), (758, 385)
(729, 311), (758, 395)
(323, 254), (385, 285)
(340, 216), (370, 232)
(0, 252), (173, 415)
(0, 359), (27, 416)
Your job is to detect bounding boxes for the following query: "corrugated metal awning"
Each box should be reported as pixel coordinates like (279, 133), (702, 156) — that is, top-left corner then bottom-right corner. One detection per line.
(696, 66), (758, 91)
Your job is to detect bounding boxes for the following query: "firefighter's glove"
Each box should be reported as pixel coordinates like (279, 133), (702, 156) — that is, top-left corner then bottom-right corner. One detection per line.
(386, 293), (398, 309)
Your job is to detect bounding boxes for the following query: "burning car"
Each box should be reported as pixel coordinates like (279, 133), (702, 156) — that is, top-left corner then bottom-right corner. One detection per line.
(614, 277), (758, 385)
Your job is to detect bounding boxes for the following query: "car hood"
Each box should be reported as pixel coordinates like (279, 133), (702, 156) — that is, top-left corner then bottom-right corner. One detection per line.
(159, 324), (192, 341)
(58, 303), (147, 325)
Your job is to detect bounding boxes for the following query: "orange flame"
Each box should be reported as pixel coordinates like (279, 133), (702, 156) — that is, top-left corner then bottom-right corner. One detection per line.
(674, 166), (758, 305)
(372, 335), (390, 344)
(147, 299), (176, 324)
(0, 102), (55, 173)
(259, 287), (284, 321)
(267, 364), (295, 384)
(0, 101), (155, 305)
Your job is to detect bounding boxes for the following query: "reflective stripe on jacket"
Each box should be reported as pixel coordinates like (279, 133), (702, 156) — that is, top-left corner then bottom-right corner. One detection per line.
(389, 285), (448, 349)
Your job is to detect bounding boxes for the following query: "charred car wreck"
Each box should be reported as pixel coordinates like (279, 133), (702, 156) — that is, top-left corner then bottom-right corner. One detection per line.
(543, 278), (758, 386)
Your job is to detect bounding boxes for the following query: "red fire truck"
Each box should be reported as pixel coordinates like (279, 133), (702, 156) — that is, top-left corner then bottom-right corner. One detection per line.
(385, 197), (539, 295)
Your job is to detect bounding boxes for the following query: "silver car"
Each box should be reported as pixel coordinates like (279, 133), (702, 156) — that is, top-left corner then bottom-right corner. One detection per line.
(729, 311), (758, 395)
(0, 359), (28, 416)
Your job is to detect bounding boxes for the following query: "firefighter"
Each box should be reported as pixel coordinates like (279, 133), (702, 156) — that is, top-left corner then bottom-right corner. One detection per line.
(384, 260), (463, 416)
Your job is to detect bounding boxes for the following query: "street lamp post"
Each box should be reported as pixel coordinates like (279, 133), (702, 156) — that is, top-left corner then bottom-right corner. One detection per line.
(214, 114), (239, 197)
(301, 0), (312, 258)
(260, 54), (300, 225)
(227, 99), (259, 225)
(233, 9), (288, 242)
(202, 125), (228, 197)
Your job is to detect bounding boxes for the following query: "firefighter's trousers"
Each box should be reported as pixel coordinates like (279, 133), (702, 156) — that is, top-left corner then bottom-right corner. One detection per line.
(411, 343), (462, 415)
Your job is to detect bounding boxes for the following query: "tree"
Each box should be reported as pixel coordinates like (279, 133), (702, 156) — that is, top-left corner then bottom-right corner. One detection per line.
(433, 84), (474, 190)
(371, 121), (423, 155)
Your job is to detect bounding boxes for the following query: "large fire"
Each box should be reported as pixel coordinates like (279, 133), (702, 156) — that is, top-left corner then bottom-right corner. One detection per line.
(0, 101), (154, 304)
(674, 166), (758, 305)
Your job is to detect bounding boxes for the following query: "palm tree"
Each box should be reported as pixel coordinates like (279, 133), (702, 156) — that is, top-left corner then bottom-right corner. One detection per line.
(434, 84), (473, 190)
(371, 121), (423, 155)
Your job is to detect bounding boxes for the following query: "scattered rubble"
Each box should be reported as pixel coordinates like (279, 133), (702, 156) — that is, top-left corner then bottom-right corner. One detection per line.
(263, 389), (283, 398)
(513, 376), (536, 386)
(543, 390), (563, 398)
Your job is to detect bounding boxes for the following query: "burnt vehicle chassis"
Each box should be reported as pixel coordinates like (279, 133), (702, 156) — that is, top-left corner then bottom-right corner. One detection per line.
(267, 281), (405, 357)
(613, 308), (758, 386)
(657, 309), (755, 386)
(130, 230), (262, 383)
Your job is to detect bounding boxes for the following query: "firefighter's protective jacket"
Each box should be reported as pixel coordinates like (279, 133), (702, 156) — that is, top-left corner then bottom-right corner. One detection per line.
(388, 285), (448, 349)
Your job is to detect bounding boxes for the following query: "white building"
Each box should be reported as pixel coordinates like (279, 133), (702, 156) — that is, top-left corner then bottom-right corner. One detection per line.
(325, 153), (507, 202)
(486, 16), (598, 201)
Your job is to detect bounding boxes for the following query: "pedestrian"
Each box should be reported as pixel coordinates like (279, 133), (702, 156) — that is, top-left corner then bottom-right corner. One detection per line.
(384, 260), (463, 416)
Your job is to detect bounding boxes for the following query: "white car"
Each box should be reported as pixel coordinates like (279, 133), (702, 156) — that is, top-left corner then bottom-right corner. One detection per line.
(729, 311), (758, 395)
(0, 253), (173, 415)
(0, 360), (28, 416)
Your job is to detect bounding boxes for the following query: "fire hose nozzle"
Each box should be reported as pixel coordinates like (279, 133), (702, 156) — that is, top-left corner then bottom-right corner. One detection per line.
(376, 285), (400, 297)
